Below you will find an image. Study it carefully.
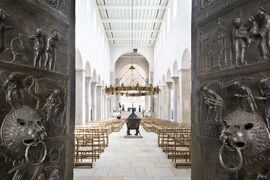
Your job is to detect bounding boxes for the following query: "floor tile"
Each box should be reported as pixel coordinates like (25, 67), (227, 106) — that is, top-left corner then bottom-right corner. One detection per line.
(74, 126), (191, 179)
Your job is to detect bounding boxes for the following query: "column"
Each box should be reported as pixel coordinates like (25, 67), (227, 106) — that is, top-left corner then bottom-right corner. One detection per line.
(114, 78), (120, 111)
(85, 76), (91, 123)
(101, 88), (105, 119)
(162, 85), (168, 119)
(75, 69), (85, 125)
(157, 89), (161, 118)
(159, 87), (163, 119)
(172, 76), (179, 122)
(145, 96), (150, 112)
(149, 72), (154, 116)
(166, 81), (172, 120)
(103, 89), (107, 119)
(154, 94), (159, 118)
(107, 96), (111, 118)
(180, 69), (191, 125)
(96, 84), (102, 121)
(150, 96), (155, 117)
(145, 78), (150, 112)
(91, 81), (97, 121)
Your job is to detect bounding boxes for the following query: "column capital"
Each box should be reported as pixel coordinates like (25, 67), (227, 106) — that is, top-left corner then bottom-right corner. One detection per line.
(179, 68), (191, 72)
(171, 76), (179, 81)
(85, 76), (91, 80)
(91, 81), (97, 85)
(166, 81), (173, 88)
(76, 69), (85, 72)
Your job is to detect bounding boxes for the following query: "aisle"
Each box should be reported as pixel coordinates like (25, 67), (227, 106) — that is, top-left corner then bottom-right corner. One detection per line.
(74, 126), (191, 180)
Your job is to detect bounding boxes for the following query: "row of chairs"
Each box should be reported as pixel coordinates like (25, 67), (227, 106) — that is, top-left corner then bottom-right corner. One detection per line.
(83, 118), (125, 133)
(141, 119), (191, 168)
(141, 118), (190, 133)
(74, 119), (125, 168)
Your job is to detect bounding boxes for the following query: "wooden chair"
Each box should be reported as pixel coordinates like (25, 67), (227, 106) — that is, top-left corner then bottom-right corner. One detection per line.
(74, 133), (94, 167)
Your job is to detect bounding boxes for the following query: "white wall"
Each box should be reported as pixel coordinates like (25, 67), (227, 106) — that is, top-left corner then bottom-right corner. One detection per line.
(76, 0), (110, 83)
(152, 0), (192, 123)
(153, 0), (192, 84)
(75, 0), (111, 124)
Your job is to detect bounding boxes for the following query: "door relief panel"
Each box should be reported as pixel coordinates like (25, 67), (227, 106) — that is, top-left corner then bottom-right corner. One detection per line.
(192, 0), (270, 179)
(0, 0), (74, 179)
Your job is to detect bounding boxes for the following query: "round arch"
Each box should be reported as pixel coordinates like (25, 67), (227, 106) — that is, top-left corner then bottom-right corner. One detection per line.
(111, 48), (152, 67)
(85, 61), (91, 77)
(92, 69), (97, 83)
(173, 61), (179, 77)
(114, 53), (150, 85)
(181, 48), (191, 69)
(114, 52), (150, 68)
(179, 48), (191, 125)
(166, 69), (172, 82)
(76, 49), (83, 70)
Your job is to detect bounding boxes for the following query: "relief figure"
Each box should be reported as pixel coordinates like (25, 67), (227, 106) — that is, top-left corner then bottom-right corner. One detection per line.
(0, 9), (13, 52)
(233, 81), (257, 112)
(49, 169), (60, 180)
(2, 73), (24, 108)
(29, 28), (45, 68)
(232, 17), (251, 65)
(200, 85), (223, 122)
(250, 8), (270, 60)
(43, 89), (62, 121)
(44, 32), (58, 71)
(255, 78), (270, 129)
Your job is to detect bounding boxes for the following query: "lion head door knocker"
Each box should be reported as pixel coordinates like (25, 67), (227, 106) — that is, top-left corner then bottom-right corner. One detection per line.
(0, 106), (47, 179)
(0, 72), (50, 179)
(218, 81), (270, 179)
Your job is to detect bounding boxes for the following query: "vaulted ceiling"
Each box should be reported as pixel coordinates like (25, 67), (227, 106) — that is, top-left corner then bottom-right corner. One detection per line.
(96, 0), (169, 47)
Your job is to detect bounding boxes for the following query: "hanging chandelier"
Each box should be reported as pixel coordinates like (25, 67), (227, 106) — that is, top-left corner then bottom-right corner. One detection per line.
(105, 55), (160, 96)
(105, 69), (160, 96)
(105, 0), (160, 97)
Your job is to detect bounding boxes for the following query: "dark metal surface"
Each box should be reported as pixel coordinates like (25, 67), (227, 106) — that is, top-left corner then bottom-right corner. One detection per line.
(192, 0), (270, 179)
(0, 0), (75, 179)
(126, 111), (141, 136)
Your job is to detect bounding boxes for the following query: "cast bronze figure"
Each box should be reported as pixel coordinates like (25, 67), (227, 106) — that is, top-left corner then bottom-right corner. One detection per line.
(29, 28), (45, 68)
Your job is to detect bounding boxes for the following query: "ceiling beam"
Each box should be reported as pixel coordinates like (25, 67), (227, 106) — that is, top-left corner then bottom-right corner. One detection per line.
(98, 5), (167, 10)
(105, 29), (159, 33)
(110, 44), (155, 47)
(102, 18), (163, 23)
(108, 37), (156, 41)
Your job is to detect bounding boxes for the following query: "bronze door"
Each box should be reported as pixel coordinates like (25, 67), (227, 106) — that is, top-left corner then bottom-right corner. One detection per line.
(0, 0), (75, 179)
(192, 0), (270, 179)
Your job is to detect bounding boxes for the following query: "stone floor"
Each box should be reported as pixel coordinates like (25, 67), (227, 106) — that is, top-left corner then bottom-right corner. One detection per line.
(73, 126), (191, 180)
